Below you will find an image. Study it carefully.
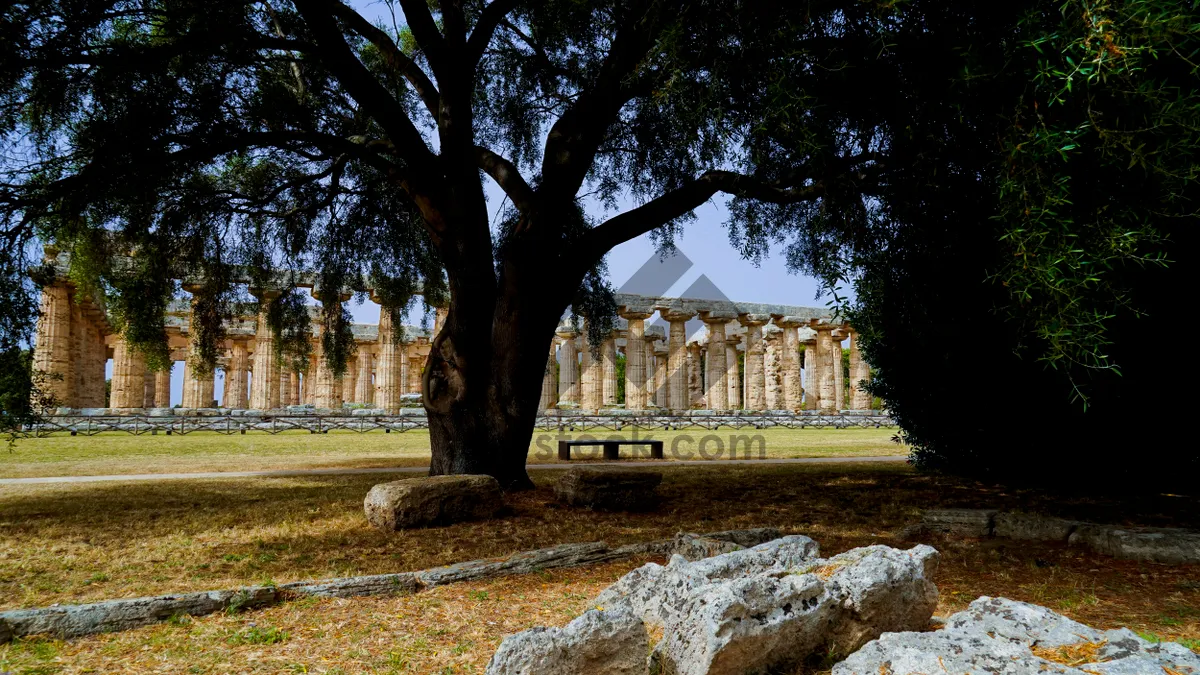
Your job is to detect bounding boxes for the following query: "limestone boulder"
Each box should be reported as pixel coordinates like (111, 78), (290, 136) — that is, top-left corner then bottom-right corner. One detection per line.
(835, 596), (1200, 675)
(655, 544), (939, 675)
(554, 467), (662, 511)
(485, 605), (648, 675)
(814, 544), (940, 654)
(593, 535), (821, 628)
(363, 475), (503, 530)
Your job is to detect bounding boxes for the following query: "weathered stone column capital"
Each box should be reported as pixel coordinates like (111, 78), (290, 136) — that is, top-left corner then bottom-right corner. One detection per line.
(616, 308), (654, 321)
(698, 310), (738, 323)
(773, 315), (806, 329)
(660, 309), (696, 323)
(738, 313), (771, 327)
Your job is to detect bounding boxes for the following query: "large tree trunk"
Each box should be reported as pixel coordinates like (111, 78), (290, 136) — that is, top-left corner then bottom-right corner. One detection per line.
(421, 229), (567, 491)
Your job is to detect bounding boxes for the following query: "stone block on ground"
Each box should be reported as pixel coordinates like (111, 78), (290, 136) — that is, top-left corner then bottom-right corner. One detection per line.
(1068, 524), (1200, 564)
(485, 605), (648, 675)
(921, 508), (997, 537)
(670, 533), (743, 561)
(834, 596), (1200, 675)
(993, 512), (1080, 542)
(554, 467), (662, 511)
(653, 543), (939, 675)
(363, 475), (503, 530)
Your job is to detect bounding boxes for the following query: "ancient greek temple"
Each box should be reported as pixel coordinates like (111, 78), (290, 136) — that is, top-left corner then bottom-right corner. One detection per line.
(31, 250), (873, 415)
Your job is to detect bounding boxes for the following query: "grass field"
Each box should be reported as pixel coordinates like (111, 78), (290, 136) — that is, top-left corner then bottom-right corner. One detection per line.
(0, 427), (906, 478)
(1, 462), (1198, 673)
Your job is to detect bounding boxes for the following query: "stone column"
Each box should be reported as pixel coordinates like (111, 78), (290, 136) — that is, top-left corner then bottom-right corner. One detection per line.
(33, 281), (74, 406)
(374, 304), (401, 412)
(407, 351), (423, 395)
(355, 345), (374, 405)
(312, 336), (342, 409)
(555, 326), (579, 405)
(687, 342), (704, 409)
(538, 339), (558, 411)
(701, 316), (729, 410)
(279, 369), (294, 407)
(848, 329), (872, 410)
(662, 310), (694, 411)
(224, 340), (248, 409)
(726, 336), (741, 410)
(812, 321), (837, 412)
(653, 342), (669, 408)
(620, 311), (653, 410)
(181, 300), (215, 408)
(109, 337), (146, 409)
(739, 315), (768, 410)
(579, 332), (603, 410)
(142, 369), (155, 408)
(774, 317), (803, 410)
(801, 335), (819, 410)
(763, 328), (782, 409)
(249, 291), (281, 410)
(601, 331), (618, 406)
(644, 335), (658, 407)
(69, 302), (84, 407)
(341, 355), (357, 404)
(154, 364), (172, 408)
(832, 329), (847, 410)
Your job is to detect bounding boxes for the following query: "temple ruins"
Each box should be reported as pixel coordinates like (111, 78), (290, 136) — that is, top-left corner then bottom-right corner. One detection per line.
(30, 250), (874, 414)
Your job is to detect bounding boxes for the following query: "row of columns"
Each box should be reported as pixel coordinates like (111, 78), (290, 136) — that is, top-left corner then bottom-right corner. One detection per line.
(34, 278), (869, 413)
(543, 311), (873, 412)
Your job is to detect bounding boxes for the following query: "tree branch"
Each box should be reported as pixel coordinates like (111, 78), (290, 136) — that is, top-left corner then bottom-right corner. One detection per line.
(397, 0), (448, 81)
(476, 146), (534, 213)
(465, 0), (520, 70)
(323, 1), (442, 117)
(293, 0), (437, 170)
(565, 170), (834, 272)
(537, 4), (667, 201)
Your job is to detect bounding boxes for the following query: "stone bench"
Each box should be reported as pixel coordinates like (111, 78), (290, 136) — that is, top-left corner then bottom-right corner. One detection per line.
(557, 439), (664, 460)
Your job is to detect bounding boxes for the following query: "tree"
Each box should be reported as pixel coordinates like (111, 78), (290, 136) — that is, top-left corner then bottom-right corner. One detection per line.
(0, 0), (883, 488)
(831, 0), (1199, 489)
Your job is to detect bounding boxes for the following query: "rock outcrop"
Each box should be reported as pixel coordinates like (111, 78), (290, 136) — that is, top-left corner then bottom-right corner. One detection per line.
(486, 536), (940, 675)
(835, 596), (1200, 675)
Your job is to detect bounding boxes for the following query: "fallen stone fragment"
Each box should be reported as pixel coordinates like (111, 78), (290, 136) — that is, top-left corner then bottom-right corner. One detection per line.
(701, 527), (781, 548)
(834, 596), (1200, 675)
(363, 475), (503, 530)
(993, 512), (1081, 542)
(417, 542), (612, 587)
(0, 587), (278, 639)
(656, 544), (939, 675)
(485, 605), (648, 675)
(280, 572), (420, 597)
(553, 467), (662, 511)
(1069, 524), (1200, 564)
(593, 535), (821, 628)
(655, 572), (829, 675)
(920, 508), (997, 537)
(670, 533), (744, 561)
(815, 544), (940, 654)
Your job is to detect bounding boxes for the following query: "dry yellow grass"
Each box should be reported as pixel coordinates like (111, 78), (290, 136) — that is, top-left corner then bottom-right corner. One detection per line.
(1, 462), (1198, 674)
(0, 427), (906, 478)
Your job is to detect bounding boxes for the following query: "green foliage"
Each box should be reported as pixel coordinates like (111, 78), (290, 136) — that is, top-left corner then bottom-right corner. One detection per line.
(993, 0), (1197, 401)
(227, 624), (289, 646)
